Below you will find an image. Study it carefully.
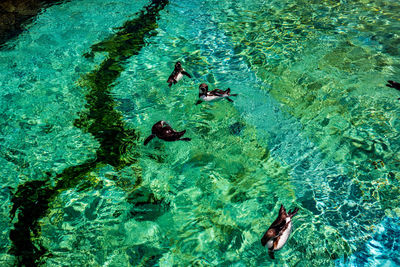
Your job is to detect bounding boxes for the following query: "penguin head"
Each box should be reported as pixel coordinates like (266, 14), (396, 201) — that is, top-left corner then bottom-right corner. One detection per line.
(175, 61), (182, 69)
(152, 121), (165, 134)
(199, 83), (208, 94)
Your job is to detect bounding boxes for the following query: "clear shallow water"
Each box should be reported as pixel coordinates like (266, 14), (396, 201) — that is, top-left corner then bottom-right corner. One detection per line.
(1, 0), (400, 266)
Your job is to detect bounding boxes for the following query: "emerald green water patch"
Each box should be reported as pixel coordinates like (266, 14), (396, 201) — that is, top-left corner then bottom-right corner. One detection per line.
(74, 59), (139, 170)
(85, 0), (169, 60)
(8, 0), (169, 265)
(9, 162), (96, 266)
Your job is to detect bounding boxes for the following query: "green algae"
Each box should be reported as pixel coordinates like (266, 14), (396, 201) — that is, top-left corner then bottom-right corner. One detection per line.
(8, 0), (169, 265)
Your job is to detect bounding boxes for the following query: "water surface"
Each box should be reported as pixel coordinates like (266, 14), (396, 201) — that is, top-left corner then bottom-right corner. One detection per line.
(1, 0), (400, 266)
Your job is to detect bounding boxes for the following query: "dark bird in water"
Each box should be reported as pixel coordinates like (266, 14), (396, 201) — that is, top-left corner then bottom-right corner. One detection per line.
(144, 121), (191, 145)
(196, 83), (237, 104)
(167, 61), (191, 87)
(386, 80), (400, 91)
(261, 205), (299, 259)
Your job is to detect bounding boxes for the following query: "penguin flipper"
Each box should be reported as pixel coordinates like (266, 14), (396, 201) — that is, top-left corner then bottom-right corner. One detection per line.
(386, 81), (394, 88)
(268, 250), (275, 259)
(212, 89), (225, 96)
(182, 71), (192, 78)
(279, 205), (287, 216)
(144, 134), (156, 146)
(226, 97), (234, 102)
(196, 100), (203, 105)
(387, 80), (400, 90)
(179, 137), (191, 142)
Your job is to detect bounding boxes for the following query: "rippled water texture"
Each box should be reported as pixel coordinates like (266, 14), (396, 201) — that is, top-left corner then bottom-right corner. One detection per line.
(1, 0), (400, 266)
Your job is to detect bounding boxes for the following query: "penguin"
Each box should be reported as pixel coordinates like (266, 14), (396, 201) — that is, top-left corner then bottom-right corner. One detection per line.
(261, 205), (299, 259)
(386, 80), (400, 91)
(167, 61), (192, 87)
(144, 121), (191, 145)
(196, 83), (237, 104)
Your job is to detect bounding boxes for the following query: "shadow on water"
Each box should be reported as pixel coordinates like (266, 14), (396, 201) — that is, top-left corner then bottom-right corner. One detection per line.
(8, 0), (169, 265)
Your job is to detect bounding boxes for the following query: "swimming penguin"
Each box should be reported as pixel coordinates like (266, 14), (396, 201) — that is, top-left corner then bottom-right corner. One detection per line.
(261, 205), (299, 259)
(386, 80), (400, 91)
(144, 121), (191, 145)
(167, 61), (192, 87)
(196, 83), (237, 104)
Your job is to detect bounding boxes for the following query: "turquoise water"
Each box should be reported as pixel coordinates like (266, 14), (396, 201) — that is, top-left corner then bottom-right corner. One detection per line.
(1, 0), (400, 266)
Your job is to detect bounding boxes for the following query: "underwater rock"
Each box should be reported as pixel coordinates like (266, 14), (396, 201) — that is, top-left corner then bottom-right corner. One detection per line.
(0, 0), (66, 47)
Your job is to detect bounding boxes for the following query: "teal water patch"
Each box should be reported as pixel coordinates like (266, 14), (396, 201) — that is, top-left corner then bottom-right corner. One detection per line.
(1, 0), (168, 265)
(336, 216), (400, 266)
(0, 0), (149, 186)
